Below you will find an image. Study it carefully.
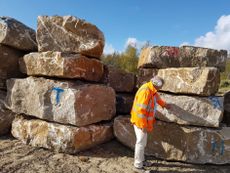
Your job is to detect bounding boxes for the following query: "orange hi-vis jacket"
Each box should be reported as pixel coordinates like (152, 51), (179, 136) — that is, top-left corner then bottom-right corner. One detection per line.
(130, 81), (166, 132)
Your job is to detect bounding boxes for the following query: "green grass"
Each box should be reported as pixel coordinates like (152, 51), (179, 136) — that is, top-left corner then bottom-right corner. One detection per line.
(219, 58), (230, 95)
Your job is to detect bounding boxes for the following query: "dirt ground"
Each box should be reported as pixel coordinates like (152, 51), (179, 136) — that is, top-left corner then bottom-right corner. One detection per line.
(0, 135), (229, 173)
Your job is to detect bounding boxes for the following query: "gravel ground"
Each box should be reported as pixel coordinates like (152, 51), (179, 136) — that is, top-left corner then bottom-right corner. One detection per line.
(0, 135), (229, 173)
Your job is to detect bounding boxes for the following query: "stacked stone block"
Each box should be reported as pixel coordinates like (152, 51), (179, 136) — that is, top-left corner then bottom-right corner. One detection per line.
(102, 66), (135, 115)
(0, 16), (37, 135)
(114, 45), (230, 164)
(7, 16), (115, 153)
(223, 91), (230, 126)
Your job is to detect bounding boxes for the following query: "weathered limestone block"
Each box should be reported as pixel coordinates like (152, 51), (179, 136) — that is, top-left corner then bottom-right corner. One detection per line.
(114, 116), (230, 164)
(12, 115), (113, 153)
(116, 94), (134, 114)
(20, 51), (104, 81)
(0, 44), (25, 89)
(0, 90), (15, 135)
(223, 91), (230, 126)
(137, 67), (220, 96)
(0, 16), (37, 51)
(156, 93), (223, 127)
(138, 46), (227, 72)
(103, 66), (135, 92)
(6, 77), (116, 126)
(37, 16), (104, 58)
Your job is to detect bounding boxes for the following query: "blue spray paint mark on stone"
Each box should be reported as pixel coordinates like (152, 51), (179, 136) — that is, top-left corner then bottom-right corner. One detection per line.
(211, 137), (216, 152)
(211, 136), (225, 156)
(208, 96), (221, 109)
(220, 140), (225, 155)
(52, 87), (64, 105)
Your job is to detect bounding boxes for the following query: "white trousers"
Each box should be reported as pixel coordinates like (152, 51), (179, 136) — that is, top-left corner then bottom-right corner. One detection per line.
(133, 125), (147, 168)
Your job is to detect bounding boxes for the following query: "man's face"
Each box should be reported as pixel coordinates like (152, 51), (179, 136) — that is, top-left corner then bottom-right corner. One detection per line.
(155, 85), (162, 91)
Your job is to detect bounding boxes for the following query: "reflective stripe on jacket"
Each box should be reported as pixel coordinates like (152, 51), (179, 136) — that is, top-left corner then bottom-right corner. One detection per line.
(130, 82), (165, 132)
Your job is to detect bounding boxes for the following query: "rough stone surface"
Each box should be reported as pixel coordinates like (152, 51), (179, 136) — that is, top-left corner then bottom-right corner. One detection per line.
(156, 93), (223, 127)
(0, 16), (37, 51)
(12, 115), (113, 153)
(116, 93), (134, 114)
(138, 46), (227, 72)
(223, 91), (230, 126)
(0, 90), (15, 135)
(103, 66), (135, 92)
(20, 51), (104, 81)
(114, 116), (230, 164)
(0, 44), (25, 89)
(5, 77), (116, 126)
(37, 16), (104, 58)
(137, 67), (220, 96)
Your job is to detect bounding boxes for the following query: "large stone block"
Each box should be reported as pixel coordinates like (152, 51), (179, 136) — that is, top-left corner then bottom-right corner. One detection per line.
(6, 77), (116, 126)
(0, 90), (15, 135)
(223, 91), (230, 126)
(0, 16), (37, 51)
(103, 66), (135, 92)
(20, 51), (104, 82)
(0, 44), (25, 89)
(12, 115), (113, 153)
(116, 93), (134, 114)
(114, 116), (230, 164)
(137, 67), (220, 96)
(138, 46), (227, 72)
(37, 16), (104, 58)
(156, 93), (223, 127)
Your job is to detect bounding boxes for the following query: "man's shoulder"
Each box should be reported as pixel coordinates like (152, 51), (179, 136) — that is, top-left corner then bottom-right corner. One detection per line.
(139, 83), (149, 91)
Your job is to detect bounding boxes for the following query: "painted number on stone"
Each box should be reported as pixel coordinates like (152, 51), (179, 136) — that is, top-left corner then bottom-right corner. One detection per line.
(52, 87), (64, 105)
(211, 137), (224, 155)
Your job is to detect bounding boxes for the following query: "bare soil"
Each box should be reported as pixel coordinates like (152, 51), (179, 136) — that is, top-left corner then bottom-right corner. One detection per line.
(0, 135), (229, 173)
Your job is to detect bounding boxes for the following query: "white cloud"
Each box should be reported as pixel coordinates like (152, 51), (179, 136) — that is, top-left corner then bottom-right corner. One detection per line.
(125, 37), (147, 50)
(103, 38), (149, 55)
(179, 42), (191, 47)
(194, 15), (230, 52)
(103, 43), (115, 55)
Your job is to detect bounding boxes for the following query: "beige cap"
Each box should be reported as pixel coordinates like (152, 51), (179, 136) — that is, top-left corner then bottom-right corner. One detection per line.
(150, 76), (163, 87)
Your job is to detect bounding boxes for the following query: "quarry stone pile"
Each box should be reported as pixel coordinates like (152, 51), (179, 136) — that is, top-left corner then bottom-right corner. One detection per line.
(1, 15), (230, 164)
(0, 16), (36, 135)
(4, 15), (116, 153)
(113, 45), (230, 164)
(0, 16), (36, 89)
(135, 45), (226, 128)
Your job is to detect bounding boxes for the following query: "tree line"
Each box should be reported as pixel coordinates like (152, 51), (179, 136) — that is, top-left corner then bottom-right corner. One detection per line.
(101, 45), (139, 74)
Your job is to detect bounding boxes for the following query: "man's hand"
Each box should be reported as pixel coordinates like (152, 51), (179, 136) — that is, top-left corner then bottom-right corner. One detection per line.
(164, 103), (171, 109)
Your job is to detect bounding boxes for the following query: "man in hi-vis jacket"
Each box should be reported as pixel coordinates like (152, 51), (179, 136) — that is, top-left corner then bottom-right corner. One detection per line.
(130, 76), (170, 172)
